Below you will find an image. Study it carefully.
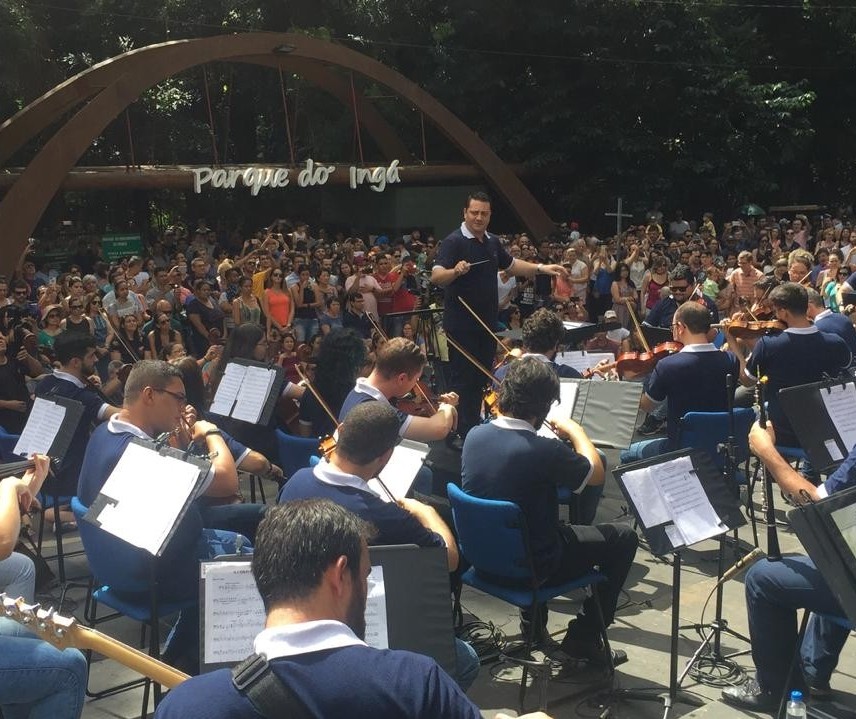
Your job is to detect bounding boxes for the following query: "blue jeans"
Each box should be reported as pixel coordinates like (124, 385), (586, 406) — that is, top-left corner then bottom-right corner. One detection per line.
(746, 555), (850, 693)
(454, 638), (479, 692)
(292, 317), (319, 343)
(0, 618), (87, 719)
(0, 552), (36, 602)
(620, 437), (669, 464)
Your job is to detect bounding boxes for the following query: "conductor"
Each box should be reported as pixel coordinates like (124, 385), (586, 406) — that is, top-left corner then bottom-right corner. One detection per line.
(431, 191), (567, 440)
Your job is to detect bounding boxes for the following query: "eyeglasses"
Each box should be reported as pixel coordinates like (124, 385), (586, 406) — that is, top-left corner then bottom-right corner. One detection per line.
(669, 285), (689, 292)
(152, 387), (187, 404)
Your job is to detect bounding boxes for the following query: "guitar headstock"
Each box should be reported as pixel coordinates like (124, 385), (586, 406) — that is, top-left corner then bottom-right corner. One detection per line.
(2, 593), (78, 650)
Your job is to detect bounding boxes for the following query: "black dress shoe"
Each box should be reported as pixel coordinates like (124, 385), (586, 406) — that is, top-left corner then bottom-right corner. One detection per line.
(721, 678), (778, 712)
(560, 636), (628, 668)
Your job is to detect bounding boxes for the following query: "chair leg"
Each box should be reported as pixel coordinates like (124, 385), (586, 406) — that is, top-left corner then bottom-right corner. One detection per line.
(248, 473), (257, 504)
(53, 501), (66, 584)
(256, 474), (266, 504)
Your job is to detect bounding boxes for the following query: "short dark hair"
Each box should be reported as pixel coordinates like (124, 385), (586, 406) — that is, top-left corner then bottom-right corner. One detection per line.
(374, 337), (425, 379)
(337, 401), (401, 465)
(674, 301), (712, 333)
(669, 264), (695, 285)
(770, 282), (808, 315)
(498, 356), (559, 422)
(806, 288), (824, 308)
(522, 308), (564, 354)
(465, 191), (491, 209)
(54, 331), (96, 365)
(124, 360), (182, 403)
(253, 499), (374, 612)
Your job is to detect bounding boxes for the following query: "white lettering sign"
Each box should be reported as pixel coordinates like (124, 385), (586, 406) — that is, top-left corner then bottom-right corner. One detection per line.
(192, 159), (402, 195)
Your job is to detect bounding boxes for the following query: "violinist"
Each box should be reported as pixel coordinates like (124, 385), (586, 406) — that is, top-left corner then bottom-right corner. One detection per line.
(732, 282), (851, 454)
(620, 302), (739, 463)
(642, 264), (719, 331)
(462, 358), (636, 663)
(806, 288), (856, 361)
(339, 338), (458, 444)
(494, 309), (582, 382)
(35, 332), (121, 525)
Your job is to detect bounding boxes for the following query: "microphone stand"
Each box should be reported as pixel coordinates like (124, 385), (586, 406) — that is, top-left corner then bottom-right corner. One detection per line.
(677, 374), (752, 686)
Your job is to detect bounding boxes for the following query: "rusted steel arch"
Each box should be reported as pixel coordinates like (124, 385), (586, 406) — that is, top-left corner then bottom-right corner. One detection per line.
(0, 51), (410, 166)
(0, 33), (554, 275)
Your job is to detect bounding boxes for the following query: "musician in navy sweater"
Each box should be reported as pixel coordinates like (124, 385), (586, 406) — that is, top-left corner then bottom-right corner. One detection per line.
(722, 426), (856, 711)
(155, 500), (502, 719)
(77, 361), (247, 673)
(806, 288), (856, 361)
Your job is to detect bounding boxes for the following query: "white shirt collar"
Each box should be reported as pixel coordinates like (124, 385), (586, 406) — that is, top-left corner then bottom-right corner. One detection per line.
(312, 458), (372, 493)
(106, 414), (153, 440)
(521, 352), (552, 363)
(52, 369), (85, 388)
(679, 343), (718, 353)
(354, 377), (390, 404)
(459, 222), (492, 242)
(490, 416), (536, 434)
(784, 325), (819, 335)
(814, 309), (833, 321)
(254, 620), (366, 660)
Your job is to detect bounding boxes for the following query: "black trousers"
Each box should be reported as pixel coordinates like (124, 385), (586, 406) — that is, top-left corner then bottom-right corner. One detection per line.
(447, 333), (496, 438)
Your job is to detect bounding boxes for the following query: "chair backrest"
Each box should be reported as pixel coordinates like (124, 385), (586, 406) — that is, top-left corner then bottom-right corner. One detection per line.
(677, 408), (755, 470)
(0, 426), (21, 462)
(446, 483), (535, 582)
(275, 429), (322, 479)
(71, 496), (151, 594)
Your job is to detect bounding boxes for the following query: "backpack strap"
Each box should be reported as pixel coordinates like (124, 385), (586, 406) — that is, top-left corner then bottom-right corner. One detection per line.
(231, 653), (314, 719)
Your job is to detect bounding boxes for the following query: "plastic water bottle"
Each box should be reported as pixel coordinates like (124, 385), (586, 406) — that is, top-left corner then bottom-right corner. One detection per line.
(786, 690), (807, 718)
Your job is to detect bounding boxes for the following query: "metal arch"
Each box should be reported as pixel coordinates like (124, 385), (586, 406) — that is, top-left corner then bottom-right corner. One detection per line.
(0, 52), (410, 166)
(0, 33), (554, 274)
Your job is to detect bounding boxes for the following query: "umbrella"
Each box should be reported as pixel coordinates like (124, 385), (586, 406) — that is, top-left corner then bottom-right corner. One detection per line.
(739, 203), (766, 217)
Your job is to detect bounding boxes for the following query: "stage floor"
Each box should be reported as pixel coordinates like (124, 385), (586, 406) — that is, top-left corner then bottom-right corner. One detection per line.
(37, 445), (856, 718)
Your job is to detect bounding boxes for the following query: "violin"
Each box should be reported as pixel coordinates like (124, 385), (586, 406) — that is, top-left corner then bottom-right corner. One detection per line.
(592, 340), (684, 377)
(715, 319), (786, 340)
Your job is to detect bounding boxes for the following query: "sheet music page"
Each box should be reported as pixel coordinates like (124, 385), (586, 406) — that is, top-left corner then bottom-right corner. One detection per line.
(209, 362), (247, 417)
(655, 456), (725, 546)
(202, 561), (265, 664)
(93, 443), (202, 555)
(232, 366), (275, 423)
(620, 466), (671, 527)
(364, 565), (389, 649)
(820, 383), (856, 454)
(554, 351), (614, 374)
(538, 381), (580, 438)
(13, 397), (66, 458)
(369, 442), (428, 502)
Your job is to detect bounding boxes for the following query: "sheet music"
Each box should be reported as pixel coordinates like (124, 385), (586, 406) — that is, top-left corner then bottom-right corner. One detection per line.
(554, 351), (614, 375)
(656, 456), (725, 545)
(621, 465), (671, 527)
(201, 561), (264, 664)
(369, 441), (428, 502)
(538, 382), (580, 439)
(93, 443), (202, 555)
(364, 565), (389, 649)
(13, 397), (66, 458)
(232, 366), (276, 424)
(821, 383), (856, 454)
(209, 362), (246, 417)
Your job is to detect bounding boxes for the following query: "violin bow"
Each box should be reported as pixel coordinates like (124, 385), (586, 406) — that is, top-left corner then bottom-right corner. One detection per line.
(100, 309), (140, 363)
(624, 299), (651, 353)
(445, 333), (501, 386)
(365, 314), (436, 413)
(295, 364), (396, 503)
(457, 297), (513, 357)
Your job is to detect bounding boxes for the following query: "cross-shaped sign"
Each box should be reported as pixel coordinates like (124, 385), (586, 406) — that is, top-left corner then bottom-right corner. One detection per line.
(605, 197), (634, 236)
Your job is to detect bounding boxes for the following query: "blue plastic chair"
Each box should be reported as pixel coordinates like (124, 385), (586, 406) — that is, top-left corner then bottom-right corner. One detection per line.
(71, 497), (195, 713)
(447, 483), (610, 713)
(0, 425), (20, 461)
(275, 429), (321, 480)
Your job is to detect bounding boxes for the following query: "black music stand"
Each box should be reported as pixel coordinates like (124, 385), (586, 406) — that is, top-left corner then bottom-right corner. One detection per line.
(610, 449), (745, 718)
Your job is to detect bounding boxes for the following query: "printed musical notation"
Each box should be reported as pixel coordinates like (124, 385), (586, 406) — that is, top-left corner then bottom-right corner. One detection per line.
(202, 562), (265, 664)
